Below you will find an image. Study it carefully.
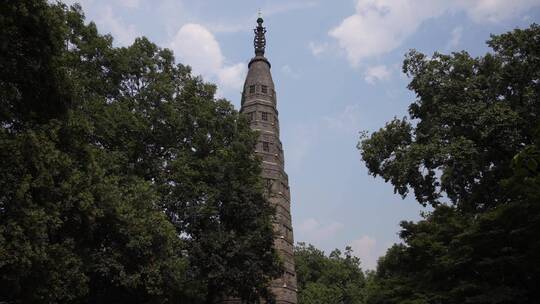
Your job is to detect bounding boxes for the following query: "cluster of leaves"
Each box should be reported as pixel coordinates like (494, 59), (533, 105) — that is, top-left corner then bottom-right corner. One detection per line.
(295, 243), (365, 304)
(360, 24), (540, 303)
(0, 1), (280, 303)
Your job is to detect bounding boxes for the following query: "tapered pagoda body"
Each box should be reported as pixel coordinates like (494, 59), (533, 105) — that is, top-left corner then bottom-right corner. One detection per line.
(240, 17), (298, 304)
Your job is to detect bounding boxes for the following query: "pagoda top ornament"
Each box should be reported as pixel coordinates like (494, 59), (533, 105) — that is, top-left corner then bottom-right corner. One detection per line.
(254, 14), (266, 56)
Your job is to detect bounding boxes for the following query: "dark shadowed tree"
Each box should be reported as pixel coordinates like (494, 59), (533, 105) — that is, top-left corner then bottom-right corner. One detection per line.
(360, 24), (540, 304)
(0, 1), (280, 303)
(0, 2), (190, 302)
(295, 243), (366, 304)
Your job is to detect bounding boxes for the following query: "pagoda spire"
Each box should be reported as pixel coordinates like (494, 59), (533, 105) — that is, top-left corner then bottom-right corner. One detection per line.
(240, 16), (298, 304)
(254, 13), (266, 56)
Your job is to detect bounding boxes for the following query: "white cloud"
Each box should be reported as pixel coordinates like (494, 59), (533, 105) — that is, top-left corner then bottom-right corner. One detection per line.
(329, 0), (446, 66)
(350, 235), (378, 269)
(323, 104), (363, 132)
(364, 65), (391, 84)
(447, 26), (463, 49)
(170, 24), (223, 75)
(217, 63), (247, 91)
(329, 0), (540, 65)
(157, 0), (191, 37)
(263, 1), (319, 16)
(96, 5), (139, 46)
(116, 0), (139, 8)
(281, 65), (300, 78)
(461, 0), (540, 23)
(297, 218), (344, 243)
(169, 23), (246, 94)
(308, 41), (328, 56)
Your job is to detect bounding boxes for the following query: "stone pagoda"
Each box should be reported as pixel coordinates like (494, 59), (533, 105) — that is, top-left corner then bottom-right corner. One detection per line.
(239, 17), (298, 303)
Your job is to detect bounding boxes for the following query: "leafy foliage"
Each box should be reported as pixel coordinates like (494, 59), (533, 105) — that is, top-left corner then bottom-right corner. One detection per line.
(0, 1), (280, 302)
(295, 243), (365, 304)
(360, 25), (540, 304)
(361, 25), (540, 211)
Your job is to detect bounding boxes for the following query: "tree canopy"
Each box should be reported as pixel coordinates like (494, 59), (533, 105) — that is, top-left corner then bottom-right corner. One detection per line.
(295, 243), (366, 304)
(0, 1), (280, 303)
(360, 24), (540, 304)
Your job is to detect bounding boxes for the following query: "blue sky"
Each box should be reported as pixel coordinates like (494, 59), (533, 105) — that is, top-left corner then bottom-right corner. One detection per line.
(62, 0), (540, 269)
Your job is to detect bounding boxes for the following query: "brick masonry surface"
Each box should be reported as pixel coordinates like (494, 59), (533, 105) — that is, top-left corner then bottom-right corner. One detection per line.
(240, 54), (298, 304)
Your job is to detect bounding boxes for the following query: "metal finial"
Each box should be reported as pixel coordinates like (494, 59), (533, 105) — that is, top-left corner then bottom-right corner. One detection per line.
(254, 13), (266, 56)
(258, 8), (262, 18)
